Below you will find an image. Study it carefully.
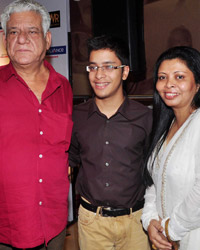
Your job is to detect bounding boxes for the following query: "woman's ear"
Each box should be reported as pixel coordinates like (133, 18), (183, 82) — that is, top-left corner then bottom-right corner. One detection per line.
(196, 83), (200, 93)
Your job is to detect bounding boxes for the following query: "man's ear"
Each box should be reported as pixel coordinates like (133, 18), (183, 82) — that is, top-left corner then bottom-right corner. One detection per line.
(122, 65), (130, 80)
(2, 32), (7, 49)
(45, 31), (52, 50)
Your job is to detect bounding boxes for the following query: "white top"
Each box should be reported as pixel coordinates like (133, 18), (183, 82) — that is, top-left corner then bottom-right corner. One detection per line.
(141, 108), (200, 250)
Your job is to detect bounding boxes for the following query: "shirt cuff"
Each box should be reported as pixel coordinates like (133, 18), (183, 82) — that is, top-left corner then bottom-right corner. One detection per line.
(142, 214), (160, 231)
(161, 217), (182, 241)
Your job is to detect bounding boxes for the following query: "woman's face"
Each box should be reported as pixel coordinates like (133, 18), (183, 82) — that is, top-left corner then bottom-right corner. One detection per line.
(156, 58), (199, 113)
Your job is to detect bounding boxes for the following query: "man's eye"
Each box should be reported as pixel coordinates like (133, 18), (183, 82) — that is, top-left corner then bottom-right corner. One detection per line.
(9, 31), (18, 35)
(29, 30), (39, 35)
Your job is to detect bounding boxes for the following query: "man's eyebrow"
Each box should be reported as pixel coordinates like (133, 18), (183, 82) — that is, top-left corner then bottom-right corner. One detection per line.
(7, 27), (18, 30)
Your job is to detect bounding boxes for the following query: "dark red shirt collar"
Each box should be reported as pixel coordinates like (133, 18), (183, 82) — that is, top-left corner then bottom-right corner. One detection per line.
(1, 60), (63, 101)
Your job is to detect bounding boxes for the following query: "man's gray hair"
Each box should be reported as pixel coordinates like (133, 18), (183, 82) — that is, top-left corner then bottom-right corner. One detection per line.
(1, 0), (51, 36)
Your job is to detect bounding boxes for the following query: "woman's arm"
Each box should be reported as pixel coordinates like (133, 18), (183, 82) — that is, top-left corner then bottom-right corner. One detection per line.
(161, 155), (200, 241)
(142, 185), (172, 249)
(141, 184), (159, 230)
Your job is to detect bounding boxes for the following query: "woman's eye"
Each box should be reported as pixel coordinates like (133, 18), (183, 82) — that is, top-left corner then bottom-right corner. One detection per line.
(177, 75), (184, 79)
(158, 76), (166, 80)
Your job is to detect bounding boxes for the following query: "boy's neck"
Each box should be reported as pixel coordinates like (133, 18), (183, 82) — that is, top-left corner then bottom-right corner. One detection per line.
(95, 94), (125, 119)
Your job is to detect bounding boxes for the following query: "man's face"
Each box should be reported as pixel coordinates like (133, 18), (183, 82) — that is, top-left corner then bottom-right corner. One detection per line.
(3, 11), (51, 68)
(88, 49), (129, 101)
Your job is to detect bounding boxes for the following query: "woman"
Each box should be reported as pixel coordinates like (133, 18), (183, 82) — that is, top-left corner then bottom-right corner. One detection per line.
(142, 46), (200, 250)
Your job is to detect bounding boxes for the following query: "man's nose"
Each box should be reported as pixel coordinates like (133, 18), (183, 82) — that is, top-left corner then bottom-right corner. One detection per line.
(17, 31), (29, 44)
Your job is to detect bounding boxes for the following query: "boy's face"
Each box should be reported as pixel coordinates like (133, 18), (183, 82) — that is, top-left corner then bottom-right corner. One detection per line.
(88, 49), (129, 101)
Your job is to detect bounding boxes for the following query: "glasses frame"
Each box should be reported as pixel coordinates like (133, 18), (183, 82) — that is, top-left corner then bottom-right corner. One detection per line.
(86, 65), (126, 73)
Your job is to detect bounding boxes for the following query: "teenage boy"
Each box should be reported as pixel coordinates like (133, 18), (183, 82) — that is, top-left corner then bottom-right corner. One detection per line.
(69, 35), (152, 250)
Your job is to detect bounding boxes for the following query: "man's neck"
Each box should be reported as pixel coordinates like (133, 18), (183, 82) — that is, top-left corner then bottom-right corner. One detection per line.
(13, 61), (49, 104)
(13, 61), (46, 81)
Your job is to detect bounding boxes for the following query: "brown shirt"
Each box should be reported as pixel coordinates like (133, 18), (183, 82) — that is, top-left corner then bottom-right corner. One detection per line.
(69, 96), (152, 208)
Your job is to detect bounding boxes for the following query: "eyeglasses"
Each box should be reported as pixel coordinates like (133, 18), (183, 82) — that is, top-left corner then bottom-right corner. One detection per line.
(86, 65), (126, 73)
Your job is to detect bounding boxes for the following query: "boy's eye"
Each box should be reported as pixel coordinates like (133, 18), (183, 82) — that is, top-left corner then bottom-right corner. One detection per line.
(104, 65), (114, 70)
(90, 66), (97, 71)
(86, 65), (122, 72)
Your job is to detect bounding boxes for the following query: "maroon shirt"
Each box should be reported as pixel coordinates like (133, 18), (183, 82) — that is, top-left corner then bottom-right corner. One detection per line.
(69, 97), (152, 208)
(0, 61), (73, 248)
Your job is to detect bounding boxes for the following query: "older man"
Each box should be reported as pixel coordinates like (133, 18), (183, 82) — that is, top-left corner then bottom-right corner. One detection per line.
(0, 0), (73, 249)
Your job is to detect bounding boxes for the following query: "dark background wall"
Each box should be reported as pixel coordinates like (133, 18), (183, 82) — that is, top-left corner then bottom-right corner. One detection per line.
(70, 0), (200, 99)
(92, 0), (146, 75)
(70, 0), (146, 97)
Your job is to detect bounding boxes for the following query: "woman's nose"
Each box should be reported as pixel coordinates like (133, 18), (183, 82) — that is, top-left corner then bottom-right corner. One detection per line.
(165, 78), (175, 88)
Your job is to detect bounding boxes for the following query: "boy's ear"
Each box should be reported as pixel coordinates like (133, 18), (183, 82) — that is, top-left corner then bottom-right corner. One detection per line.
(122, 66), (130, 80)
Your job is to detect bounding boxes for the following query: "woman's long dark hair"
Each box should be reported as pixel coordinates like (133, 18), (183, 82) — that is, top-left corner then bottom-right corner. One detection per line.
(144, 46), (200, 186)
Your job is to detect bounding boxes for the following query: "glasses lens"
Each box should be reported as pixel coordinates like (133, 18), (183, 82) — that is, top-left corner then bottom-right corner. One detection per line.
(104, 65), (114, 72)
(87, 66), (97, 72)
(86, 65), (124, 72)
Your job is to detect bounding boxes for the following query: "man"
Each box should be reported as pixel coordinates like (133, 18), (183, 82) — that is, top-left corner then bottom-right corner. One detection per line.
(69, 35), (152, 250)
(0, 0), (73, 249)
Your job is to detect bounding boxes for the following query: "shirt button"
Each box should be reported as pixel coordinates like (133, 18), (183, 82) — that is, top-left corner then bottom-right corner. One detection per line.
(39, 179), (43, 183)
(40, 131), (43, 135)
(39, 154), (43, 158)
(39, 201), (42, 205)
(105, 162), (109, 167)
(38, 109), (42, 113)
(105, 141), (109, 145)
(105, 183), (109, 187)
(106, 120), (110, 123)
